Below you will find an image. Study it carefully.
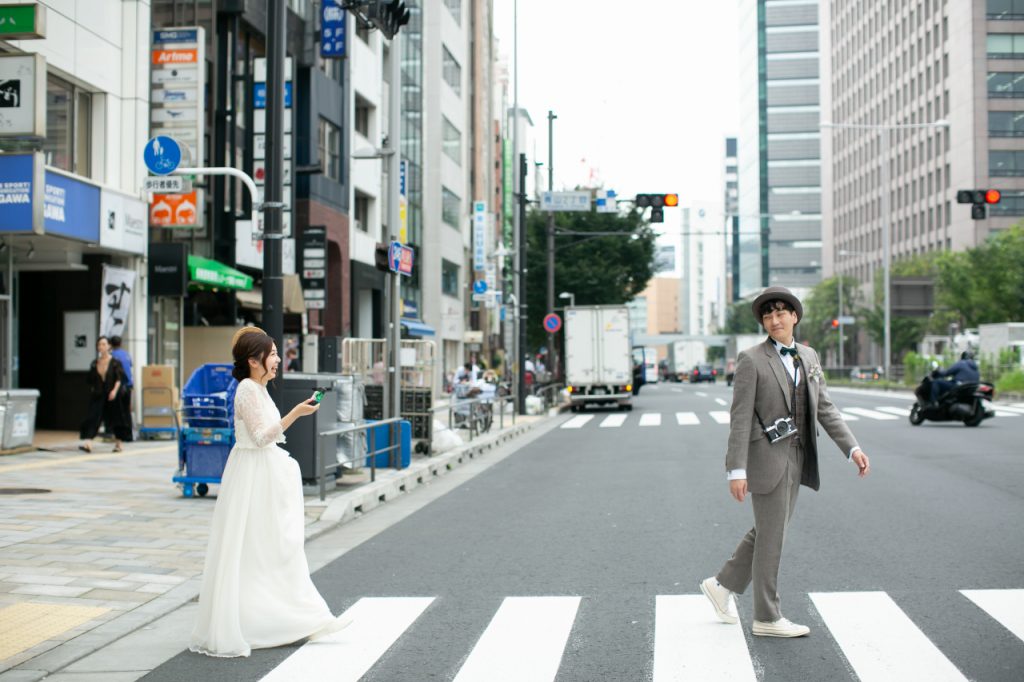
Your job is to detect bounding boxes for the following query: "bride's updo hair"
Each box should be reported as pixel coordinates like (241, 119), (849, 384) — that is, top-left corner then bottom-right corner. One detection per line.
(231, 326), (275, 381)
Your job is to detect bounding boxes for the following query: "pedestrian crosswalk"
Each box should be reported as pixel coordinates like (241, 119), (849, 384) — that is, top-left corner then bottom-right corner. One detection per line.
(254, 589), (1023, 682)
(559, 404), (1024, 429)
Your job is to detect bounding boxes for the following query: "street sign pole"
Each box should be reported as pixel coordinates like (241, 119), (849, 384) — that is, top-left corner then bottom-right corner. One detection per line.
(386, 29), (403, 426)
(263, 0), (287, 379)
(546, 110), (556, 381)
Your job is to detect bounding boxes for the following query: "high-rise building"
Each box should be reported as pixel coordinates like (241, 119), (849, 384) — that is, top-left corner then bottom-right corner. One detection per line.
(737, 0), (824, 299)
(821, 1), (1020, 298)
(723, 137), (740, 302)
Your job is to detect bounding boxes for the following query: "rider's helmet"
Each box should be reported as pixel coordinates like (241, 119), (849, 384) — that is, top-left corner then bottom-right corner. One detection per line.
(961, 350), (974, 360)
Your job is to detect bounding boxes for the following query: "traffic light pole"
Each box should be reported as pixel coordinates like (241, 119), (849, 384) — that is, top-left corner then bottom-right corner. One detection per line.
(263, 0), (287, 383)
(517, 152), (528, 415)
(546, 110), (556, 380)
(385, 29), (403, 424)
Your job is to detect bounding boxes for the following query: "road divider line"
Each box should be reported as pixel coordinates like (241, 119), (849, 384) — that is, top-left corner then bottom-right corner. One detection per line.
(961, 589), (1024, 643)
(842, 407), (899, 421)
(676, 412), (700, 426)
(653, 595), (755, 682)
(810, 591), (967, 682)
(560, 415), (594, 429)
(261, 597), (435, 682)
(709, 411), (730, 425)
(453, 596), (580, 682)
(639, 413), (662, 427)
(599, 414), (628, 428)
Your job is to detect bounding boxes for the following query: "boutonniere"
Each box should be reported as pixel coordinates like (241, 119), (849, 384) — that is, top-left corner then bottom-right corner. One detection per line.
(807, 364), (825, 382)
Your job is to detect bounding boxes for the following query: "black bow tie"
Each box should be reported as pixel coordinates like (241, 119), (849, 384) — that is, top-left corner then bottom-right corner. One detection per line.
(779, 346), (798, 357)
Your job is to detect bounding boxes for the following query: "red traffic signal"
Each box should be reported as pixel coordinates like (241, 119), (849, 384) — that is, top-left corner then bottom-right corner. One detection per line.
(831, 319), (840, 329)
(664, 193), (679, 207)
(985, 189), (1001, 204)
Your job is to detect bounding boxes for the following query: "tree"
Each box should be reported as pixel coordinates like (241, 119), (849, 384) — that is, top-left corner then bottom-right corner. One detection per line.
(800, 275), (861, 364)
(722, 298), (762, 334)
(524, 207), (656, 354)
(934, 225), (1024, 326)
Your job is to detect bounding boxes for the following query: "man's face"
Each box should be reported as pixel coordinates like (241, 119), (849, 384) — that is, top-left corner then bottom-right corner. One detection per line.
(762, 306), (798, 344)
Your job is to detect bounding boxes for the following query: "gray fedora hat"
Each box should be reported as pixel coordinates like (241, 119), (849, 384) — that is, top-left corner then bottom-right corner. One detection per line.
(751, 286), (803, 324)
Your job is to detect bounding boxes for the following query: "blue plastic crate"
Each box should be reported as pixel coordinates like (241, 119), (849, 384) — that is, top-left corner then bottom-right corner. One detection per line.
(182, 427), (233, 445)
(364, 420), (411, 469)
(185, 442), (232, 478)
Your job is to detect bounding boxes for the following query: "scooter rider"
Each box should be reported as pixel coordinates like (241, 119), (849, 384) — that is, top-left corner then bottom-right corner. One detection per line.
(930, 351), (980, 406)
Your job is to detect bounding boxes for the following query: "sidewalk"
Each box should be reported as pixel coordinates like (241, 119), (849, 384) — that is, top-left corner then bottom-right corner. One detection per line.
(0, 410), (554, 680)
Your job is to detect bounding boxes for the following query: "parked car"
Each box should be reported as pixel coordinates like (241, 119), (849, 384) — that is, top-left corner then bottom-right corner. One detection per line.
(691, 363), (717, 383)
(850, 366), (883, 381)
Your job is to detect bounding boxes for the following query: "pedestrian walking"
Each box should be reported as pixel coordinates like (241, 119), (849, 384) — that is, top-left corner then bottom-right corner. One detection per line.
(190, 326), (351, 658)
(700, 287), (871, 637)
(79, 336), (132, 453)
(109, 335), (135, 432)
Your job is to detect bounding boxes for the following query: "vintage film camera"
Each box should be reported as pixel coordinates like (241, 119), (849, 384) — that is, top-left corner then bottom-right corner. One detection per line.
(763, 416), (798, 444)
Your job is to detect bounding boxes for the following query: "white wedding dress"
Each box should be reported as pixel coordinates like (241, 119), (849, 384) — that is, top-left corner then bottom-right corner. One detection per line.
(190, 378), (344, 658)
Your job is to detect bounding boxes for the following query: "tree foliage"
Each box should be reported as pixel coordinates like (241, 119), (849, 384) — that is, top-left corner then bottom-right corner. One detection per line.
(523, 207), (656, 353)
(799, 276), (862, 363)
(933, 225), (1024, 326)
(722, 298), (762, 334)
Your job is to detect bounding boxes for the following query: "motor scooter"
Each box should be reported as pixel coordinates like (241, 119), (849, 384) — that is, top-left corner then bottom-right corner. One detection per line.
(909, 373), (995, 427)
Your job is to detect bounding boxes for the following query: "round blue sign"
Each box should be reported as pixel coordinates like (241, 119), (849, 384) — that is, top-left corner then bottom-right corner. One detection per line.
(143, 136), (182, 176)
(473, 280), (488, 294)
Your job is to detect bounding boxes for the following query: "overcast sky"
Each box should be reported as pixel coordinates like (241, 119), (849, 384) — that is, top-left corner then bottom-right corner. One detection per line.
(493, 0), (741, 223)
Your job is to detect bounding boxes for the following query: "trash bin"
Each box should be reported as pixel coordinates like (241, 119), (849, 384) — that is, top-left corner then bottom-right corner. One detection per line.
(1, 389), (40, 449)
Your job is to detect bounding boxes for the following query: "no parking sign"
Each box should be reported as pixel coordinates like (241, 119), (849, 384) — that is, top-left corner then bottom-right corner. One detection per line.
(543, 313), (562, 333)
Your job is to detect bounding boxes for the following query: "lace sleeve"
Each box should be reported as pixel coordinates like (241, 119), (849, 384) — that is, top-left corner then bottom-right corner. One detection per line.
(235, 380), (285, 447)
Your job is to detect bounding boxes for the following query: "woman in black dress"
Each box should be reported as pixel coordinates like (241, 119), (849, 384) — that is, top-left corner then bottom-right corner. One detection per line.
(79, 336), (133, 452)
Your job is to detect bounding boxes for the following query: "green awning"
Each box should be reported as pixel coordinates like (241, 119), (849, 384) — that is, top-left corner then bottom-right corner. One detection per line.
(187, 255), (254, 291)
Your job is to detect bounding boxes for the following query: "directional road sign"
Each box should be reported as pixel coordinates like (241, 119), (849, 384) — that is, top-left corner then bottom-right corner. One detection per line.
(143, 136), (182, 176)
(543, 313), (562, 333)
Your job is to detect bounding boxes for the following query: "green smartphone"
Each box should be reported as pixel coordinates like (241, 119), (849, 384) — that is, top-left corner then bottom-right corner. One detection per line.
(311, 387), (327, 404)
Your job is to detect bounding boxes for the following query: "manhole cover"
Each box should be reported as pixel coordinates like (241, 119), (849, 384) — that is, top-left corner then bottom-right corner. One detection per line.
(0, 488), (51, 495)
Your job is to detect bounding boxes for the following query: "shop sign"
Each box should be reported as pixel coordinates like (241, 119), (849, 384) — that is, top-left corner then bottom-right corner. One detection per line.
(148, 243), (188, 297)
(473, 201), (487, 271)
(150, 190), (203, 228)
(321, 1), (346, 58)
(252, 57), (296, 273)
(100, 264), (137, 338)
(0, 152), (43, 234)
(43, 169), (100, 242)
(100, 189), (147, 255)
(0, 4), (47, 40)
(300, 226), (327, 308)
(0, 53), (46, 137)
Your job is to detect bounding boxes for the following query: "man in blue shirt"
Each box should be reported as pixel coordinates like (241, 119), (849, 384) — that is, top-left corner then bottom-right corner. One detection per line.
(110, 336), (134, 429)
(930, 351), (980, 404)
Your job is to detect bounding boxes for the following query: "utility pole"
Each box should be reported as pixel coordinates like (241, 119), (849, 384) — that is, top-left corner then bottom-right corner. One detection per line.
(517, 152), (528, 415)
(546, 110), (556, 380)
(263, 0), (286, 384)
(386, 29), (403, 424)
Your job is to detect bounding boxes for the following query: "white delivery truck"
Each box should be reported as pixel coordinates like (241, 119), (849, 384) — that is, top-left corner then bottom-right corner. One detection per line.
(565, 305), (634, 411)
(667, 340), (707, 381)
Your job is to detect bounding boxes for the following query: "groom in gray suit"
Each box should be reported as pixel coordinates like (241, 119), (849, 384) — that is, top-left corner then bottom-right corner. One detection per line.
(701, 286), (871, 637)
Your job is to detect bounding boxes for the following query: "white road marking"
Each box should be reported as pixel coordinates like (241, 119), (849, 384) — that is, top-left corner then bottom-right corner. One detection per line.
(992, 404), (1024, 414)
(561, 415), (594, 429)
(993, 409), (1021, 418)
(695, 392), (708, 397)
(875, 406), (910, 417)
(261, 597), (434, 682)
(810, 592), (967, 682)
(842, 407), (899, 421)
(715, 398), (728, 406)
(453, 596), (580, 682)
(639, 413), (662, 426)
(676, 412), (700, 426)
(709, 411), (730, 425)
(961, 589), (1024, 643)
(600, 414), (628, 428)
(653, 595), (755, 682)
(840, 412), (860, 421)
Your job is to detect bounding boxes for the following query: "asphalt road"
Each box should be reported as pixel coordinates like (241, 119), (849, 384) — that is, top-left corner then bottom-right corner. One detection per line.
(145, 380), (1024, 681)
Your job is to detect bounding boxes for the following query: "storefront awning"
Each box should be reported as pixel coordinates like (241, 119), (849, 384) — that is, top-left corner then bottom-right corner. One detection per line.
(235, 274), (305, 314)
(400, 318), (435, 337)
(187, 255), (254, 291)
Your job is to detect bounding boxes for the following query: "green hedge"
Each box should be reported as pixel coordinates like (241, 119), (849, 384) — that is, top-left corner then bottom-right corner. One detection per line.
(996, 370), (1024, 394)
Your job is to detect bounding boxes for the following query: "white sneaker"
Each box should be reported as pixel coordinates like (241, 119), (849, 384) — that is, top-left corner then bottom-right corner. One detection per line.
(700, 577), (738, 624)
(752, 617), (810, 638)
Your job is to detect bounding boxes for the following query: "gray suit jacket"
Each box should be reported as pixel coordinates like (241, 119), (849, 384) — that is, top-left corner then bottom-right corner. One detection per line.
(725, 338), (859, 493)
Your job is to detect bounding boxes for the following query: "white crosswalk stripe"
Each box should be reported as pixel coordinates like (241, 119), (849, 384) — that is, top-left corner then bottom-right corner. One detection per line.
(676, 412), (700, 426)
(653, 595), (755, 682)
(695, 392), (708, 397)
(961, 589), (1024, 643)
(639, 413), (662, 426)
(875, 406), (910, 417)
(709, 411), (730, 424)
(993, 408), (1022, 417)
(260, 597), (434, 682)
(561, 415), (594, 429)
(600, 414), (628, 428)
(843, 407), (899, 421)
(453, 596), (580, 682)
(992, 404), (1024, 414)
(840, 412), (860, 421)
(810, 591), (967, 682)
(715, 398), (728, 406)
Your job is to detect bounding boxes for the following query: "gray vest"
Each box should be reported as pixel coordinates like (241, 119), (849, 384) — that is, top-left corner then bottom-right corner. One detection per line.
(786, 360), (819, 487)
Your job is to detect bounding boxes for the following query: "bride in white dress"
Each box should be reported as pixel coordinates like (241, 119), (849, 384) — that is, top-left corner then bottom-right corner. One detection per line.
(190, 327), (350, 658)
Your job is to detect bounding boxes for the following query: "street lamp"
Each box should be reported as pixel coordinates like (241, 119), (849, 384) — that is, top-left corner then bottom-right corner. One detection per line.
(558, 291), (575, 308)
(821, 119), (950, 381)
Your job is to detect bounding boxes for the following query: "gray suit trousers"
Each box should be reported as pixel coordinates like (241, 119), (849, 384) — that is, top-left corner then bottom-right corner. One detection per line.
(716, 443), (804, 623)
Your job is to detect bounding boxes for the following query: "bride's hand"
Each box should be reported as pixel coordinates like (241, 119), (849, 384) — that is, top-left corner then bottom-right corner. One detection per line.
(292, 399), (320, 417)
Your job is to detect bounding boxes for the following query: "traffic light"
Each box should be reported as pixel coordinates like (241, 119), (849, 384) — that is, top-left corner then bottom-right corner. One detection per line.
(957, 188), (1001, 220)
(374, 242), (390, 272)
(634, 194), (679, 224)
(367, 0), (411, 39)
(831, 318), (840, 329)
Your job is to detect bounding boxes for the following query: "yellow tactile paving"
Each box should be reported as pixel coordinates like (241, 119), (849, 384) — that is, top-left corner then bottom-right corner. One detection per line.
(0, 602), (109, 661)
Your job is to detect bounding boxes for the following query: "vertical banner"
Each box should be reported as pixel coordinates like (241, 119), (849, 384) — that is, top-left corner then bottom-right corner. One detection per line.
(473, 201), (487, 271)
(399, 159), (408, 243)
(100, 264), (137, 338)
(320, 0), (346, 57)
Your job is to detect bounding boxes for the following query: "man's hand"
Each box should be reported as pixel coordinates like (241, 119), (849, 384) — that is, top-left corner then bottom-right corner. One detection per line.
(729, 479), (748, 502)
(852, 449), (870, 477)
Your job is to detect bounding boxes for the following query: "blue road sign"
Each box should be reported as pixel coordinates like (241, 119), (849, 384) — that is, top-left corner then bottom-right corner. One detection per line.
(143, 136), (182, 176)
(543, 314), (562, 333)
(473, 280), (488, 295)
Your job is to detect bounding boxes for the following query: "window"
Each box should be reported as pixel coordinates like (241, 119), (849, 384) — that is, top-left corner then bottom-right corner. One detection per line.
(442, 117), (461, 165)
(987, 72), (1024, 97)
(43, 74), (91, 177)
(990, 190), (1024, 215)
(318, 117), (341, 181)
(354, 96), (372, 139)
(442, 186), (460, 228)
(442, 46), (461, 95)
(354, 192), (370, 232)
(987, 33), (1024, 58)
(990, 111), (1024, 136)
(444, 0), (461, 24)
(442, 259), (459, 296)
(990, 150), (1024, 175)
(989, 0), (1024, 20)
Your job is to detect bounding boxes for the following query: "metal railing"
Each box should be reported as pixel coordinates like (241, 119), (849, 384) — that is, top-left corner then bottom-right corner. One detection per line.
(317, 417), (403, 501)
(533, 383), (566, 411)
(431, 393), (517, 442)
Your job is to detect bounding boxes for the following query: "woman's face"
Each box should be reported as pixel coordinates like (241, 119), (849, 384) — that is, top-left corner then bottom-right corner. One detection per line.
(253, 343), (281, 381)
(96, 338), (110, 355)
